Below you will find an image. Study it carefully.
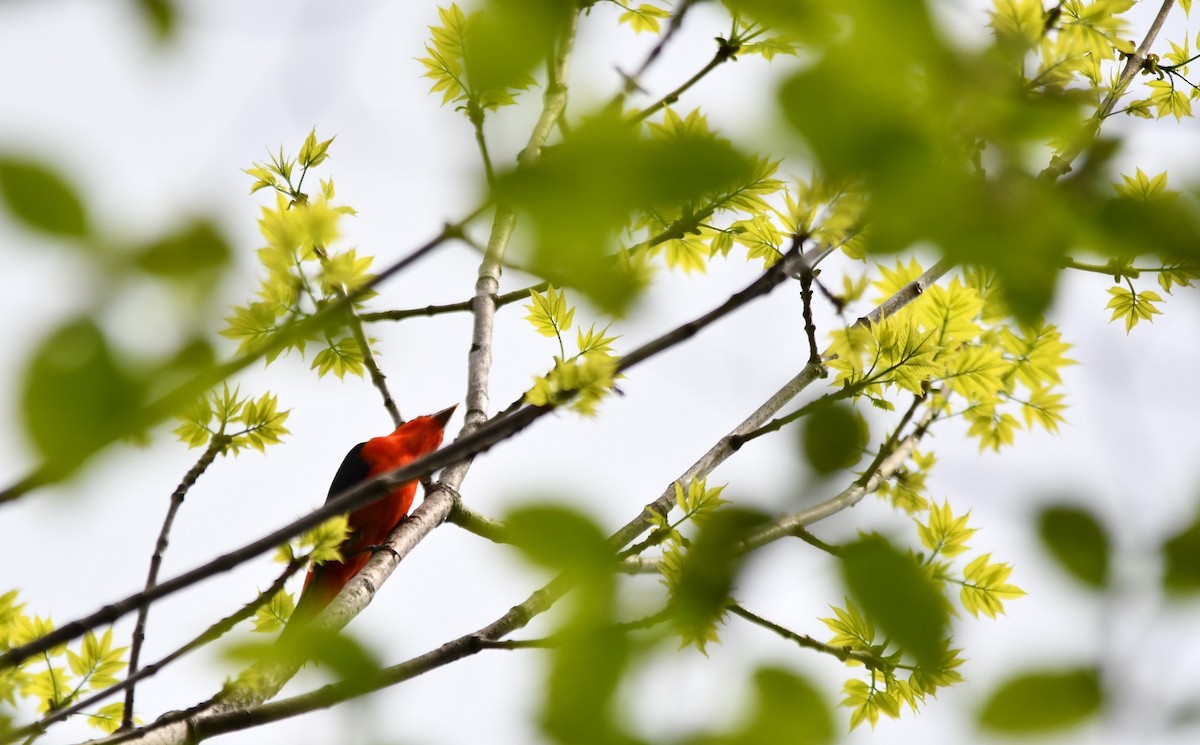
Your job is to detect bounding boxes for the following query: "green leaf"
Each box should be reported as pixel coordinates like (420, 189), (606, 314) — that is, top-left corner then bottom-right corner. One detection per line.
(978, 668), (1102, 733)
(506, 505), (628, 745)
(245, 627), (380, 682)
(506, 504), (612, 576)
(251, 590), (295, 633)
(801, 401), (868, 475)
(463, 0), (573, 99)
(727, 667), (835, 745)
(135, 220), (231, 278)
(1163, 510), (1200, 594)
(960, 552), (1025, 618)
(917, 500), (977, 559)
(21, 319), (143, 477)
(87, 701), (128, 734)
(496, 111), (751, 312)
(840, 535), (948, 667)
(820, 597), (875, 649)
(666, 509), (769, 654)
(524, 286), (574, 338)
(618, 3), (671, 35)
(0, 156), (89, 238)
(133, 0), (177, 41)
(1105, 286), (1162, 333)
(1038, 504), (1110, 588)
(297, 129), (335, 169)
(311, 337), (365, 379)
(299, 515), (351, 565)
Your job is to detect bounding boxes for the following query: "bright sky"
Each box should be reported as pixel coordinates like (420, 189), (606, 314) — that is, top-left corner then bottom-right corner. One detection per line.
(2, 2), (1200, 744)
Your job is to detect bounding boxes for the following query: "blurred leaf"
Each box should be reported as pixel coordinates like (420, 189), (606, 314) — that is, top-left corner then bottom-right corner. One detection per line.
(1038, 504), (1109, 588)
(668, 508), (769, 654)
(1163, 510), (1200, 594)
(840, 535), (947, 668)
(0, 156), (89, 238)
(775, 2), (1096, 322)
(506, 504), (612, 576)
(135, 219), (231, 278)
(542, 621), (629, 745)
(133, 0), (177, 41)
(726, 667), (835, 745)
(235, 626), (380, 682)
(463, 0), (573, 98)
(723, 0), (839, 44)
(801, 401), (868, 474)
(506, 505), (629, 745)
(21, 319), (143, 477)
(978, 668), (1102, 733)
(497, 112), (751, 312)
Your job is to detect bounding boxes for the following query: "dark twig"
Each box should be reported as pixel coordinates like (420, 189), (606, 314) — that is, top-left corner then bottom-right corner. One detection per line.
(614, 0), (696, 103)
(360, 282), (548, 323)
(630, 37), (740, 123)
(799, 263), (821, 365)
(327, 277), (403, 428)
(122, 434), (229, 730)
(728, 604), (886, 669)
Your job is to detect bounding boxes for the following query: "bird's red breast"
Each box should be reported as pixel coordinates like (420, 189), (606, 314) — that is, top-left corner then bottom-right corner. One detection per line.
(289, 405), (456, 625)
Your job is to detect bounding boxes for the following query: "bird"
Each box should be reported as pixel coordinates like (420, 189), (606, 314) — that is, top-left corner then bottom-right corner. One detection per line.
(287, 404), (456, 627)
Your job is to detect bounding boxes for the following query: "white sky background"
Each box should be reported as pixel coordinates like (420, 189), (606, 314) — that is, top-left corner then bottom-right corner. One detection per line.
(1, 1), (1200, 744)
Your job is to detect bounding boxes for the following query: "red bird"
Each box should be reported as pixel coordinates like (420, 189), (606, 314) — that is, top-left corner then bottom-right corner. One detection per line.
(289, 404), (456, 626)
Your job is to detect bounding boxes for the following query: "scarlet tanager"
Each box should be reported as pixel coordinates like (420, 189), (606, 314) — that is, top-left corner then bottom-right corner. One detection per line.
(289, 404), (456, 626)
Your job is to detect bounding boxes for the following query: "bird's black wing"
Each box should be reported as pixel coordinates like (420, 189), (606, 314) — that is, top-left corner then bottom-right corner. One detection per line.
(325, 442), (370, 502)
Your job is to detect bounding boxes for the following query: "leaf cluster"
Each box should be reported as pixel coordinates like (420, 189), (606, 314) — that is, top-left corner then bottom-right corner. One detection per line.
(0, 594), (129, 736)
(829, 264), (1075, 451)
(172, 384), (291, 454)
(523, 286), (621, 417)
(226, 131), (378, 380)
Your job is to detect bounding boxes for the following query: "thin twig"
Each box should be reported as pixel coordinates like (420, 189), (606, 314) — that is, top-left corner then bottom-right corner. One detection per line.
(630, 40), (739, 123)
(613, 0), (696, 103)
(332, 283), (403, 428)
(728, 604), (885, 669)
(122, 435), (229, 729)
(467, 100), (496, 188)
(446, 500), (509, 544)
(360, 282), (548, 323)
(799, 262), (821, 364)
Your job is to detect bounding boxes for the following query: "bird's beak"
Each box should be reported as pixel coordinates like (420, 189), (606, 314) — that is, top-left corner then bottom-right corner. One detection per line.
(431, 404), (458, 427)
